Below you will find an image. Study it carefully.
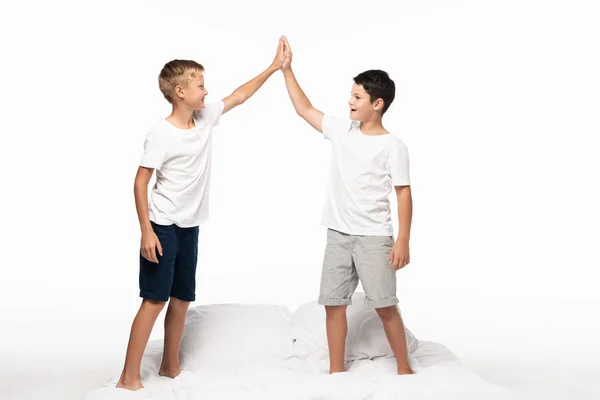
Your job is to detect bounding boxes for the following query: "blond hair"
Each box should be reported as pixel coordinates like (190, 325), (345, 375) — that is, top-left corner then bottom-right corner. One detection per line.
(158, 60), (204, 103)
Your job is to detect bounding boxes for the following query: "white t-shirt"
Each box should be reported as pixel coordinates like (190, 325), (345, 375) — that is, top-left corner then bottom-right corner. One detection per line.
(139, 101), (225, 228)
(321, 115), (411, 236)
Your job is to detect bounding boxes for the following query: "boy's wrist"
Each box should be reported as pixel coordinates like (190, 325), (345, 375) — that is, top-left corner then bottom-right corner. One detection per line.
(141, 224), (153, 234)
(396, 236), (410, 243)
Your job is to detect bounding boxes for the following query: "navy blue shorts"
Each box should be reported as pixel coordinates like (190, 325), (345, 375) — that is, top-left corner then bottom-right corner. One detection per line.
(139, 222), (199, 302)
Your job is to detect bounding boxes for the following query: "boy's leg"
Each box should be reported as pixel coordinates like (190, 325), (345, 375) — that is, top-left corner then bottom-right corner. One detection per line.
(159, 298), (190, 377)
(354, 235), (414, 375)
(117, 299), (166, 390)
(318, 229), (358, 374)
(117, 222), (177, 390)
(325, 305), (348, 373)
(375, 305), (413, 374)
(160, 225), (199, 377)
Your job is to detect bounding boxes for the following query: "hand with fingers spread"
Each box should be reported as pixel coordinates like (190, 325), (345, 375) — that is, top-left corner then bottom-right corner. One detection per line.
(141, 230), (163, 263)
(390, 239), (410, 271)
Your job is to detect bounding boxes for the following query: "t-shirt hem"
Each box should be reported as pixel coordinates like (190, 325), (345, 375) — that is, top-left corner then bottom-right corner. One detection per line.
(149, 215), (208, 228)
(139, 161), (162, 169)
(392, 180), (411, 186)
(322, 223), (393, 237)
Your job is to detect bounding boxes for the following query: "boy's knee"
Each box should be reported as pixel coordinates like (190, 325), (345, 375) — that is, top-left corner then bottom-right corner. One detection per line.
(142, 298), (167, 312)
(325, 305), (347, 318)
(375, 305), (399, 322)
(168, 297), (191, 309)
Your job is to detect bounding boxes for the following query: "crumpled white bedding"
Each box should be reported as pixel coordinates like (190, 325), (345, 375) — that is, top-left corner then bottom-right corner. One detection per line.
(86, 340), (524, 400)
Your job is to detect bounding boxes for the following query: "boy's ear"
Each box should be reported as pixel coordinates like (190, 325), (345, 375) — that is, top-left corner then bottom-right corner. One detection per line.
(373, 98), (385, 111)
(174, 85), (185, 100)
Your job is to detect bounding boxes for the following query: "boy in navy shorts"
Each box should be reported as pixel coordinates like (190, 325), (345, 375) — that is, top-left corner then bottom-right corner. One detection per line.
(116, 37), (287, 390)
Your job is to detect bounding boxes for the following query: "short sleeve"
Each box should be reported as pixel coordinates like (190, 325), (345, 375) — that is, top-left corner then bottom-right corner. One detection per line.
(193, 100), (225, 127)
(389, 139), (411, 186)
(322, 114), (354, 141)
(140, 129), (169, 170)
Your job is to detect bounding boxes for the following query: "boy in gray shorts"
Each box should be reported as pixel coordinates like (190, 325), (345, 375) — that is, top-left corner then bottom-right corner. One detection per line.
(280, 37), (414, 375)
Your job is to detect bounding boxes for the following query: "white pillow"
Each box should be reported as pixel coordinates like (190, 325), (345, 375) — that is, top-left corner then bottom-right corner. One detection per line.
(179, 304), (295, 371)
(291, 292), (419, 365)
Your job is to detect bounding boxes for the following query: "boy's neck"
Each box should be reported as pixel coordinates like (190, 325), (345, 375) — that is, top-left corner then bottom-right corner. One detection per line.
(166, 105), (196, 130)
(359, 117), (388, 136)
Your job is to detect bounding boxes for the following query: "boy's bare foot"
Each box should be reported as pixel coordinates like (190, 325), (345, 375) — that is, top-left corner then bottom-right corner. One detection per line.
(159, 367), (183, 379)
(115, 378), (144, 390)
(398, 366), (414, 375)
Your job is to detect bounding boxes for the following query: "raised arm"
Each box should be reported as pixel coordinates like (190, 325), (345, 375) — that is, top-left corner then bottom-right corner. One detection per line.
(281, 36), (324, 132)
(222, 36), (286, 114)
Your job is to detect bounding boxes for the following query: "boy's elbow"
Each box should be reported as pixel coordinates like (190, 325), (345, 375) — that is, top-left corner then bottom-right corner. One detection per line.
(296, 105), (310, 118)
(133, 179), (145, 193)
(232, 91), (248, 106)
(134, 175), (150, 191)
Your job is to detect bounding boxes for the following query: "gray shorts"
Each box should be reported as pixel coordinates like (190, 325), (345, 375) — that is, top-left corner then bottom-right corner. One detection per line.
(318, 229), (399, 308)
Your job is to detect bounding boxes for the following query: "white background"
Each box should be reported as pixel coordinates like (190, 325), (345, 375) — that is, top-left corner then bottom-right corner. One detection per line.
(1, 0), (599, 399)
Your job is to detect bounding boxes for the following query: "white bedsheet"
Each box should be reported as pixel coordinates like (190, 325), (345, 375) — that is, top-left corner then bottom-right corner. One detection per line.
(85, 340), (525, 400)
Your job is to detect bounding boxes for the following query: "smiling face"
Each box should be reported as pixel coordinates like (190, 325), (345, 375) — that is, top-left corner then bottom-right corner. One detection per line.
(158, 60), (207, 108)
(348, 83), (384, 121)
(350, 70), (396, 121)
(179, 72), (208, 110)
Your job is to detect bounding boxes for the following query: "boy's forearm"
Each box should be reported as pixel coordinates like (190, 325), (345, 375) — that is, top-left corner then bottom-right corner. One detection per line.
(282, 68), (312, 114)
(232, 65), (278, 104)
(396, 187), (413, 242)
(134, 181), (152, 233)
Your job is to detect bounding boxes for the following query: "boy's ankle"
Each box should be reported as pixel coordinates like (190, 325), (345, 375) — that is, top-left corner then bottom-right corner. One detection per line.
(329, 364), (345, 374)
(116, 374), (143, 390)
(159, 365), (183, 378)
(119, 373), (141, 383)
(397, 364), (414, 374)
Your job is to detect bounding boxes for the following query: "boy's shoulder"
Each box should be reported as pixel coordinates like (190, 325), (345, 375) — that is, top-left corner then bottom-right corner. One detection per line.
(323, 114), (357, 133)
(192, 101), (225, 123)
(385, 132), (408, 148)
(145, 119), (175, 140)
